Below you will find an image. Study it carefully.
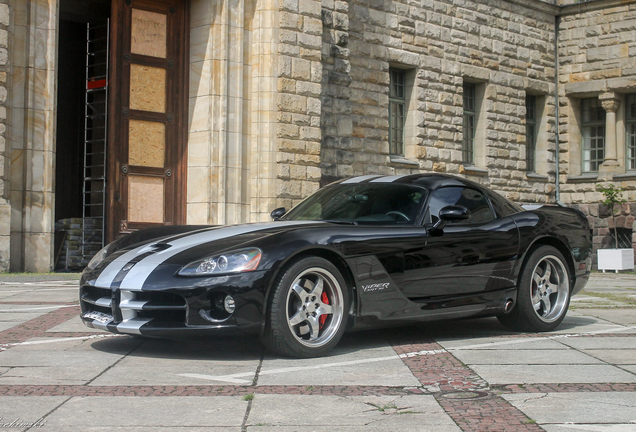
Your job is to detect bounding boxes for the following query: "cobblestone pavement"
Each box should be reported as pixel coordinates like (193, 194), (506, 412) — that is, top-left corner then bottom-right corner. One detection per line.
(0, 272), (634, 431)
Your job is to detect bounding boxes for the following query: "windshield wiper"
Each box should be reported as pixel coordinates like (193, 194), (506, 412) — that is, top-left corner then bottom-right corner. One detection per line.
(321, 219), (358, 225)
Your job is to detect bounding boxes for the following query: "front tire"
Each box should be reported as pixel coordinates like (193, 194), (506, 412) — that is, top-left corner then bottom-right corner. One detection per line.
(498, 245), (571, 332)
(261, 257), (350, 358)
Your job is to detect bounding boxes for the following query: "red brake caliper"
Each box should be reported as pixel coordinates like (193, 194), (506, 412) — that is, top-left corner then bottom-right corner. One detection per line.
(319, 292), (329, 329)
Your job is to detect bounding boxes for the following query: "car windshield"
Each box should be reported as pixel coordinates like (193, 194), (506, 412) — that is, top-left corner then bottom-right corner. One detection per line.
(283, 183), (427, 225)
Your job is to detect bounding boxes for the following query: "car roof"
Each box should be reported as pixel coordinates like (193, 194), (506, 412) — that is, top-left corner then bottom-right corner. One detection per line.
(333, 173), (484, 191)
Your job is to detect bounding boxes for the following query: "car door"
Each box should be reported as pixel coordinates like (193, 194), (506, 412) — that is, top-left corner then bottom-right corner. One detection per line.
(402, 186), (519, 300)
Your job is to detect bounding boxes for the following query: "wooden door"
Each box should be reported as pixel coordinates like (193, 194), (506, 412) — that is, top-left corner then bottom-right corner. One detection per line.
(106, 0), (188, 242)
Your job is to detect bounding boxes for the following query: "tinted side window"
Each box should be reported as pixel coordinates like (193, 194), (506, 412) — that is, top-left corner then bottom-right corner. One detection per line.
(428, 187), (495, 224)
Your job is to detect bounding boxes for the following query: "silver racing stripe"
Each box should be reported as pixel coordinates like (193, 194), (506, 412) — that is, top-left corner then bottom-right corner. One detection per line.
(98, 221), (319, 291)
(94, 241), (165, 288)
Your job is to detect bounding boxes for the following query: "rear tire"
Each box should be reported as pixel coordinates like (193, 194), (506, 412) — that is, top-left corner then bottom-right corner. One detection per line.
(260, 256), (350, 358)
(498, 245), (571, 332)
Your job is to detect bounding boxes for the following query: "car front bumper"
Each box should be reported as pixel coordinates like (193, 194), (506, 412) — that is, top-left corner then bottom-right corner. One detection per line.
(79, 270), (270, 337)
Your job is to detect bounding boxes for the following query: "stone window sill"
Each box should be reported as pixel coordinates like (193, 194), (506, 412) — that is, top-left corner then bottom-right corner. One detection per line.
(462, 165), (489, 176)
(389, 155), (419, 167)
(567, 174), (598, 183)
(526, 172), (549, 182)
(613, 172), (636, 180)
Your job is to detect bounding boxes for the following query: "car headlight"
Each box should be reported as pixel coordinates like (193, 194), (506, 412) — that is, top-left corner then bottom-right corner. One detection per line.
(86, 245), (110, 270)
(178, 248), (262, 276)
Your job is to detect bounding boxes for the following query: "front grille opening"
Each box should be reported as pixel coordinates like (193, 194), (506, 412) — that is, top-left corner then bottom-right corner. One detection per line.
(80, 285), (112, 315)
(128, 291), (187, 324)
(81, 285), (110, 301)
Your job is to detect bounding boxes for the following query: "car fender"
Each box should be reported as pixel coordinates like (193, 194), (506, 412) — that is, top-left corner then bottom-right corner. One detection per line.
(259, 244), (361, 335)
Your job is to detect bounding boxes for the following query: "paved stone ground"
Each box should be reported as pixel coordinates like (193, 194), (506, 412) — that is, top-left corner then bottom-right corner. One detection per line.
(0, 272), (634, 431)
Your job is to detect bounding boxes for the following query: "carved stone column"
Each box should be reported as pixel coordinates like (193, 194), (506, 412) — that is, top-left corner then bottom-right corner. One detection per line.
(599, 92), (621, 176)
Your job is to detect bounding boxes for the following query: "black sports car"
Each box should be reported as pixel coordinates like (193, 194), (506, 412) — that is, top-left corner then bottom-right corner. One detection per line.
(80, 174), (592, 358)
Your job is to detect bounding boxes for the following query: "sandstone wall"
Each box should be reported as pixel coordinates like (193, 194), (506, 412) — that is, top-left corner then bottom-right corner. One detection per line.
(559, 2), (636, 254)
(275, 0), (325, 209)
(0, 1), (8, 271)
(319, 0), (558, 204)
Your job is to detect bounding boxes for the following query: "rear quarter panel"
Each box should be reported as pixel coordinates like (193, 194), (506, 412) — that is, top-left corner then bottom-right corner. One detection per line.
(511, 206), (592, 293)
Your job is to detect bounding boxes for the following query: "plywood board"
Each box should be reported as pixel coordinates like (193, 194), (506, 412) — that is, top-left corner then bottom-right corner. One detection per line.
(131, 9), (167, 58)
(129, 120), (165, 168)
(130, 64), (166, 113)
(128, 175), (164, 223)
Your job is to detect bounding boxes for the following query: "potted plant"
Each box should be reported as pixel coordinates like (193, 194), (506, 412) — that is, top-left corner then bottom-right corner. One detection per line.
(596, 183), (634, 273)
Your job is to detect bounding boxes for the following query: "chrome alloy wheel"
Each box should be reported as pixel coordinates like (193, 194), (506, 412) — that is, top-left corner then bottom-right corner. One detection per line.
(530, 255), (570, 323)
(285, 267), (344, 348)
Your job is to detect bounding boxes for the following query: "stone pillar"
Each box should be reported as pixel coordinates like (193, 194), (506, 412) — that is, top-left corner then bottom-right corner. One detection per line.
(599, 92), (620, 177)
(0, 1), (9, 271)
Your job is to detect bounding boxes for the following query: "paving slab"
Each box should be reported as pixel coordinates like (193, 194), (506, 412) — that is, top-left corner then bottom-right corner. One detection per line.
(0, 322), (21, 332)
(542, 425), (636, 432)
(0, 312), (48, 322)
(258, 340), (420, 387)
(44, 396), (247, 429)
(90, 337), (262, 386)
(548, 315), (635, 334)
(558, 336), (636, 350)
(0, 288), (79, 303)
(245, 426), (460, 432)
(503, 392), (636, 425)
(450, 349), (604, 365)
(0, 337), (135, 385)
(2, 334), (136, 352)
(44, 429), (237, 432)
(580, 349), (636, 364)
(46, 315), (104, 333)
(438, 336), (568, 351)
(623, 365), (636, 373)
(247, 394), (460, 430)
(473, 364), (636, 385)
(572, 309), (636, 326)
(0, 304), (66, 312)
(0, 396), (68, 425)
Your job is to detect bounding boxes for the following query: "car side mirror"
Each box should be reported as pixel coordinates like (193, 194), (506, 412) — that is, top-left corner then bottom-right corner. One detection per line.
(270, 207), (287, 220)
(431, 205), (470, 231)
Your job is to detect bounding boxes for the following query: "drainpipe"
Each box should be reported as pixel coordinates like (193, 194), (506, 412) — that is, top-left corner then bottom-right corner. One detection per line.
(554, 14), (566, 207)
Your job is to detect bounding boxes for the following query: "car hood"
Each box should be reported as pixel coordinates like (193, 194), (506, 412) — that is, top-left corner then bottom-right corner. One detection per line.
(89, 221), (325, 289)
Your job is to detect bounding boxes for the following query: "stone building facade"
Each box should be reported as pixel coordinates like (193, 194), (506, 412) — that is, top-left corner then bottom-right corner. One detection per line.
(0, 0), (634, 272)
(557, 1), (636, 255)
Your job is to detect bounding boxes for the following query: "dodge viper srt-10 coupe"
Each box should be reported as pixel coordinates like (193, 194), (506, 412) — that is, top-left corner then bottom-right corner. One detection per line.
(81, 174), (592, 357)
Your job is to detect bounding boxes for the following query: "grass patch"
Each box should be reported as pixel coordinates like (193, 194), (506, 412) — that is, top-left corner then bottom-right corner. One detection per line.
(579, 291), (636, 306)
(243, 393), (255, 401)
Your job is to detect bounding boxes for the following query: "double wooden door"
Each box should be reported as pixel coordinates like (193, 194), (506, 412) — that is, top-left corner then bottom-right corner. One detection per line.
(106, 0), (188, 242)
